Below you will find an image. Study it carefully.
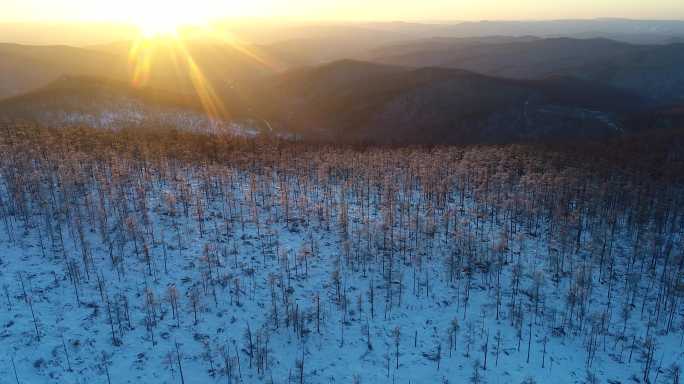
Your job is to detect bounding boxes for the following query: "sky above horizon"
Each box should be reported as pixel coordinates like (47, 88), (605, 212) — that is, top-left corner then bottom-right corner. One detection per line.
(3, 0), (684, 23)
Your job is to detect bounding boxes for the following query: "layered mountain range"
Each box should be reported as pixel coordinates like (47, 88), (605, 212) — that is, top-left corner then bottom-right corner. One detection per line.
(2, 26), (683, 143)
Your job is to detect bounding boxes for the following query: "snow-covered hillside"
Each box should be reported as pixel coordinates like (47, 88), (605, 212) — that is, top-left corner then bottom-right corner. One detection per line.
(33, 101), (266, 137)
(0, 127), (682, 384)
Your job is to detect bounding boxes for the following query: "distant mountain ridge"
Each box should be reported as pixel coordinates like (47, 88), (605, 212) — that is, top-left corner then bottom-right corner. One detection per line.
(0, 43), (120, 100)
(2, 35), (683, 144)
(0, 40), (291, 101)
(4, 19), (684, 46)
(0, 76), (267, 136)
(250, 60), (645, 143)
(369, 38), (684, 105)
(369, 38), (644, 77)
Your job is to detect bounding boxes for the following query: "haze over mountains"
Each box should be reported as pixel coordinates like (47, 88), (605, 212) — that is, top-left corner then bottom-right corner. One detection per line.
(1, 18), (684, 143)
(4, 18), (684, 46)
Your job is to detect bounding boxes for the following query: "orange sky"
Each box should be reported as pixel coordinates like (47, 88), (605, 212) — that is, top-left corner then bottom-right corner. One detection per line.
(3, 0), (684, 23)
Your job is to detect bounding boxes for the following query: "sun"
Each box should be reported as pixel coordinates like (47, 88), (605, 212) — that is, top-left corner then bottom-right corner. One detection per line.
(132, 0), (208, 37)
(137, 18), (181, 37)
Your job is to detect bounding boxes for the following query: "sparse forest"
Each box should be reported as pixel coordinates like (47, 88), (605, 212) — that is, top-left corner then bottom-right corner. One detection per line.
(1, 124), (683, 383)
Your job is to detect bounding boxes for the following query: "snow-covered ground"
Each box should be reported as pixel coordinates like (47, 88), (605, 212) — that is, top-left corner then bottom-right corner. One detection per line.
(0, 147), (682, 384)
(36, 107), (265, 137)
(22, 93), (267, 137)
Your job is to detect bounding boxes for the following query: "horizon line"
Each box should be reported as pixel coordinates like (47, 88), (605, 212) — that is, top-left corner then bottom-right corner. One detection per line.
(2, 16), (684, 25)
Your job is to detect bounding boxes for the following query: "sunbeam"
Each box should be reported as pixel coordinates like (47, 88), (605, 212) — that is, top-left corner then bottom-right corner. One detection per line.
(125, 23), (280, 126)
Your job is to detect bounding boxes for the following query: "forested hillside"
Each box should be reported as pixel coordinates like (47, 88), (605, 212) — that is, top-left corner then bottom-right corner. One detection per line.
(0, 124), (682, 383)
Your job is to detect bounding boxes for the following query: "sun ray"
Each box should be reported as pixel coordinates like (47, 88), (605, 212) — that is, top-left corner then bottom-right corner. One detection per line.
(129, 37), (162, 88)
(197, 27), (284, 72)
(174, 38), (229, 121)
(125, 14), (290, 131)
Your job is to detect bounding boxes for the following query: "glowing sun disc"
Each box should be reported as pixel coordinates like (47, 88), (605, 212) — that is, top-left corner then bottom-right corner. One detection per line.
(137, 21), (179, 37)
(132, 1), (207, 37)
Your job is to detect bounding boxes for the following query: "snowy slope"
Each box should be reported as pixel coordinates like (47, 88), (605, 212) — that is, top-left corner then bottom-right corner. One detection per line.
(0, 142), (682, 384)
